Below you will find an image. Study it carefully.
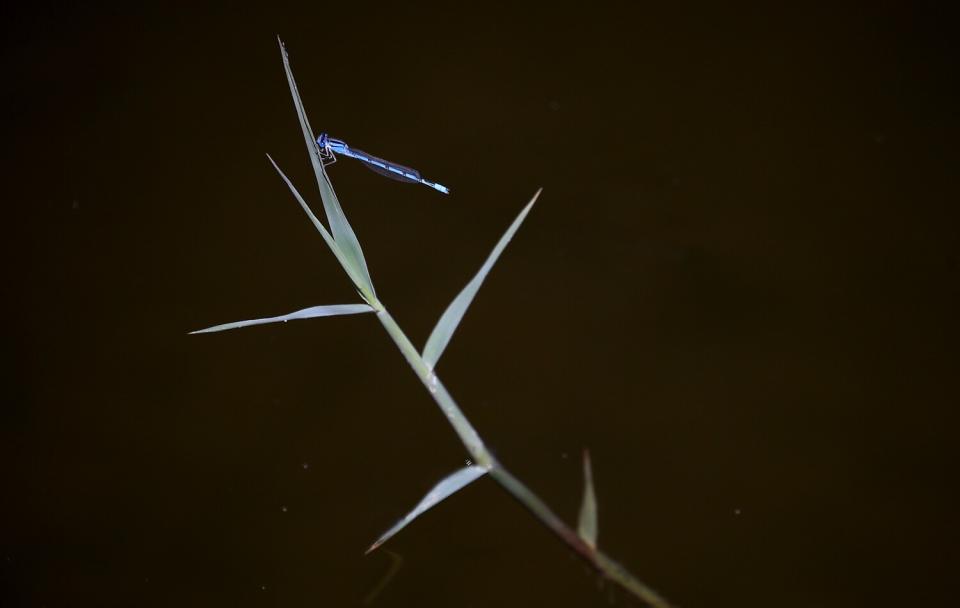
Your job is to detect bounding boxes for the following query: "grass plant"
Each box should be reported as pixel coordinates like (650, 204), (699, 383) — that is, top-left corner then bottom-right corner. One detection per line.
(192, 38), (673, 608)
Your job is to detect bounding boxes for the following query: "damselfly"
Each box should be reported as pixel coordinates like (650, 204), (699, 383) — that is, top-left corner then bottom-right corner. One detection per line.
(317, 133), (450, 195)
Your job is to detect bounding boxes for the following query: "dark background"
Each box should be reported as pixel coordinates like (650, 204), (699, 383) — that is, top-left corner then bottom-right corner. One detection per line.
(3, 2), (957, 607)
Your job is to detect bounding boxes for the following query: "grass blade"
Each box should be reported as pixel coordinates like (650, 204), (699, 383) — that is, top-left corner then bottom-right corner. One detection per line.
(190, 304), (374, 335)
(278, 38), (375, 297)
(366, 465), (487, 554)
(577, 449), (598, 550)
(421, 188), (541, 370)
(267, 154), (374, 299)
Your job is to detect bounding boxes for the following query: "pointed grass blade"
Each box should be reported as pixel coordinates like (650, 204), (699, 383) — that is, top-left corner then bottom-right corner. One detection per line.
(421, 188), (541, 369)
(366, 465), (487, 554)
(190, 304), (373, 334)
(278, 38), (375, 296)
(577, 449), (598, 550)
(267, 154), (373, 299)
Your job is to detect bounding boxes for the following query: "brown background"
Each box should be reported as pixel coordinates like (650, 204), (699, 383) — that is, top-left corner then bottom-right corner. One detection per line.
(3, 2), (958, 607)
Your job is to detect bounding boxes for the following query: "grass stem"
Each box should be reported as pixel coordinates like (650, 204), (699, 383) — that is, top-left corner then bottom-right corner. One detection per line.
(370, 299), (672, 607)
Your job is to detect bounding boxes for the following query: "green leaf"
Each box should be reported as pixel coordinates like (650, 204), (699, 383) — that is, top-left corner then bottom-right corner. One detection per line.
(366, 465), (487, 554)
(421, 188), (541, 370)
(577, 449), (598, 550)
(267, 154), (374, 299)
(278, 38), (375, 297)
(189, 304), (374, 335)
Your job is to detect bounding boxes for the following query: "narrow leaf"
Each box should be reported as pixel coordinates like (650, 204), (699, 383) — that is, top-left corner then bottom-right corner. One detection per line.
(577, 449), (598, 550)
(190, 304), (373, 335)
(278, 38), (375, 296)
(422, 188), (541, 369)
(267, 154), (372, 297)
(367, 465), (487, 554)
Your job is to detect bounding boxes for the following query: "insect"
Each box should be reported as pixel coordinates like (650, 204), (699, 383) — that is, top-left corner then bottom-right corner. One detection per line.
(316, 133), (450, 195)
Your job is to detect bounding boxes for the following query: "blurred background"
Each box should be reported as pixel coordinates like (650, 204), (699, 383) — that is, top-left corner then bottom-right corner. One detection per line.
(2, 2), (957, 606)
